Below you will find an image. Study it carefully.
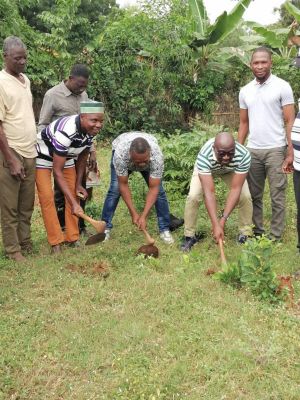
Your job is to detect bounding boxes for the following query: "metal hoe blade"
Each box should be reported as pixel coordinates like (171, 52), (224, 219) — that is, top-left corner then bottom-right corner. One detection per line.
(85, 232), (106, 246)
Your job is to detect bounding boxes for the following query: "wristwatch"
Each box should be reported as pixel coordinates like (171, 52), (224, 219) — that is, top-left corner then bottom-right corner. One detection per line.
(221, 213), (229, 221)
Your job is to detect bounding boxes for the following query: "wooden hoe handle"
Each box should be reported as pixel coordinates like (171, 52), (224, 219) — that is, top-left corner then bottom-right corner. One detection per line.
(218, 238), (227, 265)
(142, 228), (155, 245)
(78, 213), (106, 233)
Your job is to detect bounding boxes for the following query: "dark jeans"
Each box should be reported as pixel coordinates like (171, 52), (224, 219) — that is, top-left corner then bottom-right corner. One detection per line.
(293, 170), (300, 249)
(101, 153), (170, 232)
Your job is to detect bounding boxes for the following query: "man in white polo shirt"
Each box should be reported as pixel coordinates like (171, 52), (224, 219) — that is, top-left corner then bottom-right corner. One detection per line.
(238, 46), (295, 240)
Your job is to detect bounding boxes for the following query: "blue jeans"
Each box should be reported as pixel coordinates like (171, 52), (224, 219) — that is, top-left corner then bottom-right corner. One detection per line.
(101, 153), (170, 232)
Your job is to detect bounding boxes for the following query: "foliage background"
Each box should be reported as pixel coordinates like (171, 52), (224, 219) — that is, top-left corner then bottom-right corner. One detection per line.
(1, 0), (300, 137)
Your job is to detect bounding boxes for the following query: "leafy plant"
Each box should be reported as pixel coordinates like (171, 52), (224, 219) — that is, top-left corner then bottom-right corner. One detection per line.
(213, 262), (242, 288)
(214, 236), (286, 304)
(158, 120), (221, 194)
(239, 236), (282, 302)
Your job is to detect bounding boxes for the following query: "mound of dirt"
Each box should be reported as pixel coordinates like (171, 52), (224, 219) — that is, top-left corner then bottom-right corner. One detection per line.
(136, 244), (159, 258)
(66, 261), (110, 278)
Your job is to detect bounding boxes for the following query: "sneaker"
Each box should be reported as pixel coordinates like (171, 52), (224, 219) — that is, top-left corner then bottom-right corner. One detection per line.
(169, 214), (184, 232)
(104, 228), (111, 241)
(237, 234), (248, 244)
(160, 230), (174, 244)
(180, 236), (198, 252)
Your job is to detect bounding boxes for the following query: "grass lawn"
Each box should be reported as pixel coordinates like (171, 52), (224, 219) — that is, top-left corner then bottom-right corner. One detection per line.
(1, 145), (300, 400)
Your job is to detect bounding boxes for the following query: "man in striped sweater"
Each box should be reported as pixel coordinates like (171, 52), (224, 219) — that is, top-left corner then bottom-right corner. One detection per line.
(181, 132), (253, 251)
(36, 101), (104, 254)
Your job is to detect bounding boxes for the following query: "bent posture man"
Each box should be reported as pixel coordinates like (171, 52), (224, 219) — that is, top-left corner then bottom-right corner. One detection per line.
(0, 36), (37, 261)
(101, 131), (176, 243)
(181, 132), (252, 251)
(238, 46), (295, 240)
(38, 64), (97, 234)
(36, 101), (104, 253)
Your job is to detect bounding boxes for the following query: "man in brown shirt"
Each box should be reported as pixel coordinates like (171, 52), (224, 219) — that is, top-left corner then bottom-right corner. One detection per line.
(38, 64), (97, 235)
(0, 36), (37, 261)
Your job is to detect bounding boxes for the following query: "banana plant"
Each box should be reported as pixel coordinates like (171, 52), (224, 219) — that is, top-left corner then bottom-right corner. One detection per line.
(222, 1), (300, 67)
(188, 0), (252, 76)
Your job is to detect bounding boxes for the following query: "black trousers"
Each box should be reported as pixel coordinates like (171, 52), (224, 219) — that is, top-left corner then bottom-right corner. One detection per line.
(54, 171), (86, 231)
(293, 170), (300, 249)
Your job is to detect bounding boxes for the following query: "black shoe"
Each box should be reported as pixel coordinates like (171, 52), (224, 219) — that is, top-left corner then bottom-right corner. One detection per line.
(169, 214), (184, 232)
(180, 236), (198, 252)
(267, 234), (281, 242)
(237, 234), (248, 244)
(253, 231), (264, 238)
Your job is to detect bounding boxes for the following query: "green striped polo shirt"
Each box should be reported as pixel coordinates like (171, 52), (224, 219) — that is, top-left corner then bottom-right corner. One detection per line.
(196, 138), (251, 175)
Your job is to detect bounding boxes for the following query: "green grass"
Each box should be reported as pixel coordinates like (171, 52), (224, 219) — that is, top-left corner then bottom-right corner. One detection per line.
(1, 147), (300, 399)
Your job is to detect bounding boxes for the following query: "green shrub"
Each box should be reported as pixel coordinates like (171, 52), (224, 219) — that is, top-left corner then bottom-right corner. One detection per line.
(214, 236), (286, 304)
(158, 120), (222, 195)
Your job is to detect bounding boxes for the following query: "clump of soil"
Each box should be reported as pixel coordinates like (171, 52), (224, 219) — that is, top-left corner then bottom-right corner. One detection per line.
(66, 261), (110, 278)
(136, 244), (159, 258)
(205, 267), (218, 276)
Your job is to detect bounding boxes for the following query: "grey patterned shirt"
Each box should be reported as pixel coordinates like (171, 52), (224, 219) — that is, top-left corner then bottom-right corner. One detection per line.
(112, 132), (164, 178)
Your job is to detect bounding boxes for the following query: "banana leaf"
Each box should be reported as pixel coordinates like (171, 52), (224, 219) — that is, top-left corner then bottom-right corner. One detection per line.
(207, 0), (252, 45)
(284, 0), (300, 23)
(188, 0), (208, 37)
(252, 25), (285, 48)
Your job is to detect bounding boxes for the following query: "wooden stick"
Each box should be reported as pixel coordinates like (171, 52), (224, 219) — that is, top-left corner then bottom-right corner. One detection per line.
(142, 228), (155, 245)
(218, 238), (227, 265)
(78, 213), (106, 233)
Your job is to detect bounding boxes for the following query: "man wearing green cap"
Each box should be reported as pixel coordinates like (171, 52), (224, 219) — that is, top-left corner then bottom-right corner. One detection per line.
(35, 101), (104, 253)
(38, 64), (97, 235)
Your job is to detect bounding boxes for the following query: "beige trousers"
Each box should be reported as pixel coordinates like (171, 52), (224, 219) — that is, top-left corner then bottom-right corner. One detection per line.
(184, 165), (253, 237)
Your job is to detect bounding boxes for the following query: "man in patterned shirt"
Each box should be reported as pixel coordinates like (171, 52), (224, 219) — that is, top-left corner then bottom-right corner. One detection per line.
(101, 131), (175, 243)
(181, 132), (253, 251)
(36, 101), (104, 253)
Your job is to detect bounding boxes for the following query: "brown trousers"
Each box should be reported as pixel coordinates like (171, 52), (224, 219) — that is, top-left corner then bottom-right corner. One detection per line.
(0, 149), (36, 255)
(35, 167), (79, 246)
(247, 147), (287, 239)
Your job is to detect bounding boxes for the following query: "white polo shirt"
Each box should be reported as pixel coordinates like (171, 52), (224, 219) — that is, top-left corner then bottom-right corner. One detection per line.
(239, 74), (294, 149)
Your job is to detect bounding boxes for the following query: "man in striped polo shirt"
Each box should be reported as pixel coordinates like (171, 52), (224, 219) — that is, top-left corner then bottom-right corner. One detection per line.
(181, 132), (253, 251)
(36, 101), (104, 254)
(291, 112), (300, 252)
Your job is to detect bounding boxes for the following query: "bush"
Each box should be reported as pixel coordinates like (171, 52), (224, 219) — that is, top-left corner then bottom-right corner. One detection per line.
(158, 120), (223, 195)
(214, 236), (286, 304)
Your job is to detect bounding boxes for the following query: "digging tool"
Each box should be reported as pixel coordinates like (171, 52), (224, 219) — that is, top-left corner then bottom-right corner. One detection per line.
(85, 232), (106, 246)
(142, 228), (155, 245)
(77, 212), (106, 233)
(136, 227), (159, 258)
(218, 238), (227, 265)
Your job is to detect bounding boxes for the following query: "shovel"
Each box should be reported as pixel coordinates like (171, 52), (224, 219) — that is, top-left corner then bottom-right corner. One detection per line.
(77, 212), (106, 234)
(218, 238), (227, 265)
